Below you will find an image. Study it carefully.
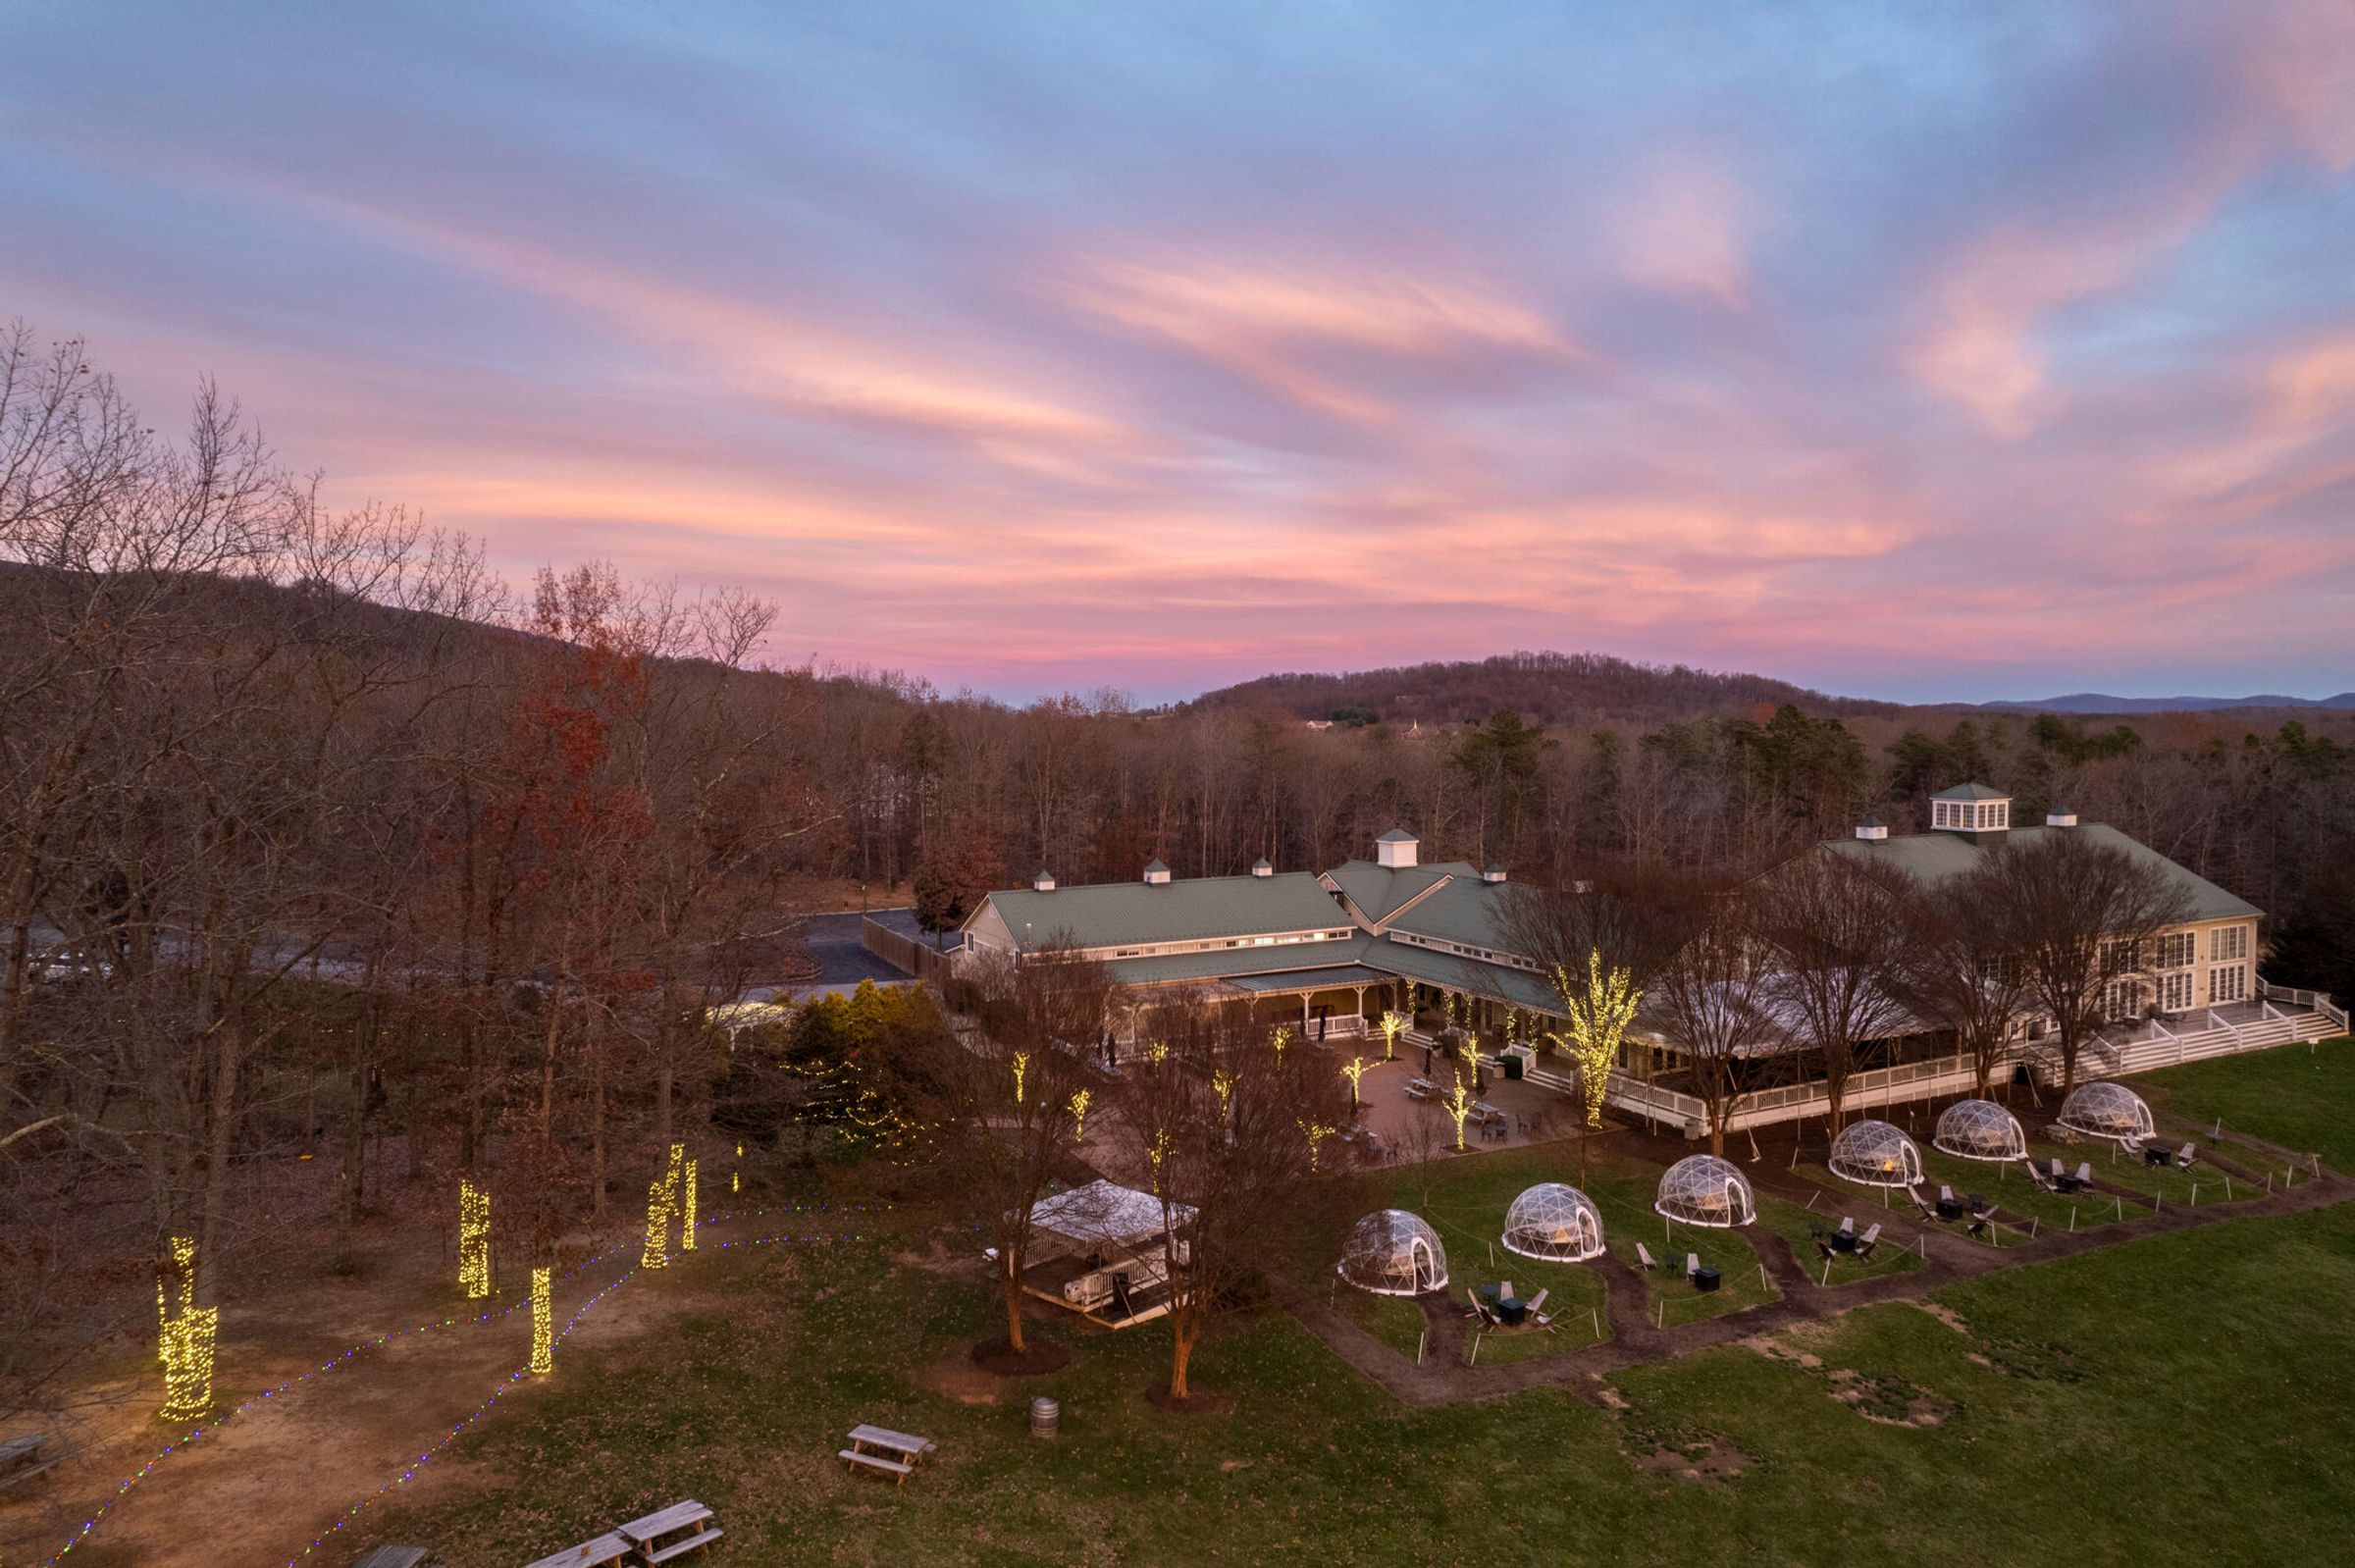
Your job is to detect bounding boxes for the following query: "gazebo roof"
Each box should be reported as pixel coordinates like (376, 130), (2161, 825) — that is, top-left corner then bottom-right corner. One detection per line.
(1029, 1179), (1195, 1246)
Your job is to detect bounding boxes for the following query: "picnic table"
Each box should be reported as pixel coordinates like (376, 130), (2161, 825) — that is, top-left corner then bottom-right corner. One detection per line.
(842, 1424), (936, 1486)
(1, 1433), (61, 1492)
(1405, 1077), (1435, 1100)
(522, 1533), (629, 1568)
(617, 1500), (721, 1565)
(353, 1549), (433, 1568)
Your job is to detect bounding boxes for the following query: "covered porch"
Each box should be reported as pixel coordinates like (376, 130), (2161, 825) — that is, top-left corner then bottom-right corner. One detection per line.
(1018, 1179), (1196, 1331)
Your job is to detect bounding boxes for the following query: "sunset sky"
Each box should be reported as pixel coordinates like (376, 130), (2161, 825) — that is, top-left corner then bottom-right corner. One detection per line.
(3, 2), (2351, 705)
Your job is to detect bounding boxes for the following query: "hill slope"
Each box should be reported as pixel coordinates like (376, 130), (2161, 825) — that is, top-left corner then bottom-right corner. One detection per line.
(1973, 692), (2355, 714)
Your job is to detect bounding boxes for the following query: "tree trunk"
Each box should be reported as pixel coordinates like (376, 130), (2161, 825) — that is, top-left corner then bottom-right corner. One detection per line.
(1169, 1316), (1197, 1399)
(1002, 1256), (1026, 1351)
(197, 1015), (244, 1279)
(589, 1023), (607, 1225)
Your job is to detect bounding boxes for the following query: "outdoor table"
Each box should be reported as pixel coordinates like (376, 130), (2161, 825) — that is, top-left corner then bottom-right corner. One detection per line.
(2145, 1147), (2172, 1167)
(1934, 1198), (1962, 1221)
(849, 1424), (936, 1466)
(618, 1501), (718, 1566)
(1693, 1267), (1721, 1293)
(1497, 1297), (1528, 1326)
(1832, 1229), (1861, 1251)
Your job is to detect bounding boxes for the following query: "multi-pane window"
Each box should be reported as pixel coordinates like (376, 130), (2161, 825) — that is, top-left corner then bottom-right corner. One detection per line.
(2154, 931), (2195, 969)
(2102, 937), (2142, 972)
(2210, 965), (2249, 1004)
(2160, 970), (2193, 1013)
(2104, 977), (2142, 1021)
(2212, 924), (2250, 963)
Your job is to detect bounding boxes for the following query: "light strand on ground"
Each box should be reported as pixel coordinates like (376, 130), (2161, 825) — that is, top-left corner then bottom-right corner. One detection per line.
(457, 1177), (492, 1299)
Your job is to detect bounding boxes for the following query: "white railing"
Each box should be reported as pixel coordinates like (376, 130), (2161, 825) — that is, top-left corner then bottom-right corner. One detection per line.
(2259, 981), (2349, 1034)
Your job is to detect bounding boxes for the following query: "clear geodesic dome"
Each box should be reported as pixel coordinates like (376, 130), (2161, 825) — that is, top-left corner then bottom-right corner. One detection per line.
(1934, 1099), (2028, 1162)
(1827, 1119), (1924, 1188)
(1654, 1154), (1755, 1228)
(1501, 1183), (1606, 1263)
(2059, 1081), (2155, 1143)
(1336, 1209), (1448, 1296)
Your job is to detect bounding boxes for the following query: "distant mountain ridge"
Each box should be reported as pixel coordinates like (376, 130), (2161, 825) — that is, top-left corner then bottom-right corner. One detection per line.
(1189, 651), (1888, 725)
(1970, 693), (2355, 714)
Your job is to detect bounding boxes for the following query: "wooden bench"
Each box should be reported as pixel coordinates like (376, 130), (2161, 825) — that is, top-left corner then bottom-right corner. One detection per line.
(0, 1433), (61, 1491)
(617, 1500), (720, 1564)
(842, 1424), (934, 1485)
(522, 1532), (628, 1568)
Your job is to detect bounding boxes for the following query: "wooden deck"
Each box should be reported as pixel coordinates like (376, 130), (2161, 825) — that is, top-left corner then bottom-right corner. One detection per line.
(1020, 1253), (1177, 1330)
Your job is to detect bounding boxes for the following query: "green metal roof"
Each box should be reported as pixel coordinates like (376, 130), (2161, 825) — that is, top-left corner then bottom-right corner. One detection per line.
(1383, 874), (1523, 953)
(1322, 860), (1462, 923)
(1360, 936), (1563, 1015)
(1377, 827), (1418, 842)
(1223, 964), (1393, 994)
(977, 870), (1347, 952)
(1931, 781), (2011, 801)
(1823, 823), (2260, 921)
(1101, 934), (1371, 988)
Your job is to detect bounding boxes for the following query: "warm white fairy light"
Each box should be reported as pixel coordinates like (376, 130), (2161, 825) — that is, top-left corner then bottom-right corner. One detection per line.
(733, 1142), (742, 1195)
(457, 1177), (492, 1299)
(1341, 1055), (1369, 1109)
(1443, 1070), (1475, 1152)
(1379, 1010), (1408, 1061)
(681, 1159), (699, 1252)
(1012, 1051), (1028, 1104)
(1068, 1088), (1092, 1143)
(642, 1176), (671, 1270)
(1148, 1129), (1172, 1193)
(529, 1267), (553, 1374)
(157, 1236), (215, 1422)
(1300, 1120), (1335, 1173)
(1271, 1024), (1290, 1058)
(1212, 1070), (1235, 1117)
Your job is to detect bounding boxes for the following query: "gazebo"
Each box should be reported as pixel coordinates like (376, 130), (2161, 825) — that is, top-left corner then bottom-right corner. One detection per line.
(1827, 1119), (1924, 1188)
(1654, 1155), (1755, 1228)
(1934, 1099), (2028, 1162)
(1500, 1183), (1606, 1263)
(2059, 1081), (2156, 1144)
(1020, 1179), (1196, 1329)
(1336, 1210), (1448, 1296)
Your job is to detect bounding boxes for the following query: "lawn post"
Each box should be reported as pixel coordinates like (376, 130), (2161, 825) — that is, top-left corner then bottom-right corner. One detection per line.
(1417, 1328), (1427, 1365)
(2028, 1218), (2038, 1238)
(1820, 1258), (1831, 1287)
(1591, 1306), (1601, 1342)
(2224, 1176), (2233, 1199)
(2115, 1195), (2123, 1222)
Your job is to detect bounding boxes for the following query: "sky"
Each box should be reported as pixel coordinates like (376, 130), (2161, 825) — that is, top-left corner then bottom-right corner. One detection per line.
(2, 1), (2352, 706)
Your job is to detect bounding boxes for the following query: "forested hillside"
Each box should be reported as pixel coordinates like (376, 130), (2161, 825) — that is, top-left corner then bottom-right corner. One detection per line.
(1191, 651), (1883, 727)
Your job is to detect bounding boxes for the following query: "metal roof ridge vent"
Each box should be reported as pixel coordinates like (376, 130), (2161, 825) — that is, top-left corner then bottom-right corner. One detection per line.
(1142, 859), (1172, 885)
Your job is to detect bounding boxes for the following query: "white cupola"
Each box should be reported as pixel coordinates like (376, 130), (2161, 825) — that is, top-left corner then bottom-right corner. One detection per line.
(1854, 815), (1888, 842)
(2045, 806), (2077, 827)
(1032, 869), (1056, 892)
(1375, 828), (1420, 869)
(1481, 862), (1508, 883)
(1929, 783), (2012, 841)
(1142, 859), (1172, 885)
(1251, 857), (1274, 877)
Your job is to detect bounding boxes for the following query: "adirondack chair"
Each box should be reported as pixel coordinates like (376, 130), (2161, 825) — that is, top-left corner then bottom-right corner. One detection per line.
(1855, 1223), (1882, 1261)
(2074, 1161), (2095, 1188)
(1636, 1241), (1662, 1271)
(2175, 1141), (2200, 1170)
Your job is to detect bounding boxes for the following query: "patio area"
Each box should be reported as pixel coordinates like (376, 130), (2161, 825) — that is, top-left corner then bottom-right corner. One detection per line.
(1337, 1055), (1582, 1162)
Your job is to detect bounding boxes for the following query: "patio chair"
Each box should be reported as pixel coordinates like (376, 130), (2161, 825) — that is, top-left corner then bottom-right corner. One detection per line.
(2175, 1142), (2199, 1171)
(1525, 1287), (1549, 1321)
(1855, 1224), (1882, 1261)
(1636, 1241), (1662, 1271)
(1938, 1184), (1956, 1205)
(1685, 1252), (1701, 1279)
(2048, 1158), (2067, 1182)
(1837, 1216), (1857, 1236)
(2024, 1162), (2059, 1193)
(2073, 1161), (2095, 1188)
(1463, 1288), (1496, 1327)
(1909, 1187), (1943, 1220)
(1499, 1281), (1514, 1302)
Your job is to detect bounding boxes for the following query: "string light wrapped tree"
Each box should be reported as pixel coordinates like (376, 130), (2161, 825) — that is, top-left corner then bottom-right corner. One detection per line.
(157, 1236), (217, 1422)
(1300, 1120), (1335, 1173)
(1068, 1088), (1093, 1144)
(457, 1176), (493, 1298)
(681, 1157), (699, 1251)
(1379, 1009), (1409, 1062)
(1340, 1056), (1370, 1110)
(1442, 1071), (1476, 1152)
(530, 1267), (554, 1374)
(1546, 952), (1643, 1130)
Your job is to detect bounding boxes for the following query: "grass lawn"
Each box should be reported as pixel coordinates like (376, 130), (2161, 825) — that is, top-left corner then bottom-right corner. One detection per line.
(2139, 1035), (2355, 1170)
(353, 1042), (2355, 1566)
